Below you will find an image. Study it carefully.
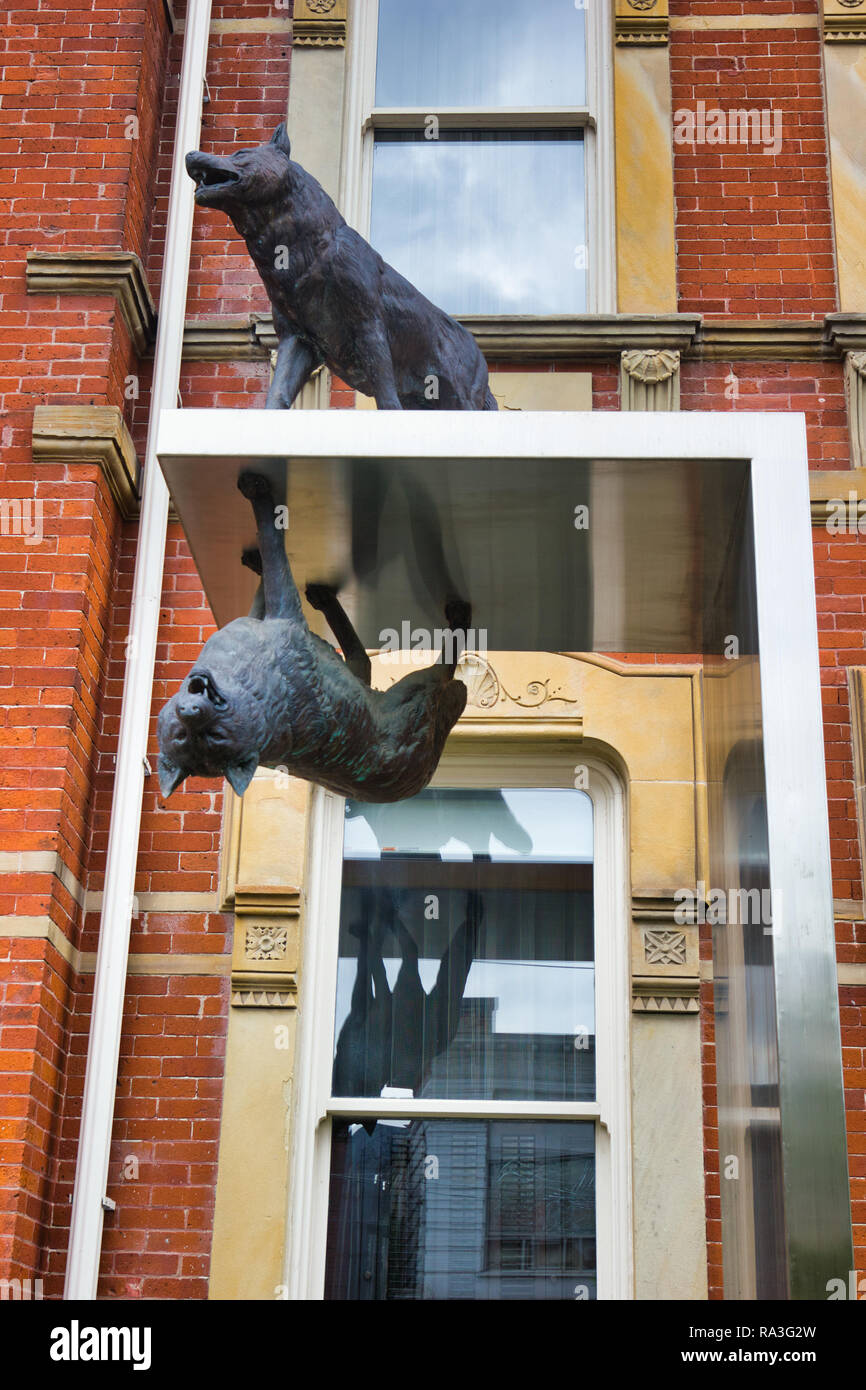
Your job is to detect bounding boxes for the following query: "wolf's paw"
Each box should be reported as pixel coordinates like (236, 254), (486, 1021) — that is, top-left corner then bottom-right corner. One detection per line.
(305, 582), (337, 612)
(444, 597), (471, 632)
(237, 470), (272, 503)
(241, 546), (263, 576)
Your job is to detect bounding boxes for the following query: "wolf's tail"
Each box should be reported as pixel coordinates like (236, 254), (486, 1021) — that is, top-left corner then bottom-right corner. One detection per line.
(483, 386), (498, 411)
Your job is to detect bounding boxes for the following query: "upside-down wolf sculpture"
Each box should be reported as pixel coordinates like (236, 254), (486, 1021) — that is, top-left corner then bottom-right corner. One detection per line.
(157, 473), (469, 801)
(185, 123), (498, 411)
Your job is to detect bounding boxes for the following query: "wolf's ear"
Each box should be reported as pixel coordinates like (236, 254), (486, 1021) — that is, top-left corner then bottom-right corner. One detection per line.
(270, 123), (292, 158)
(158, 754), (186, 799)
(224, 753), (259, 798)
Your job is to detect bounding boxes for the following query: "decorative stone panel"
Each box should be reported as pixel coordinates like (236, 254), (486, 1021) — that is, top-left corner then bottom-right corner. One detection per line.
(631, 894), (700, 1013)
(620, 349), (681, 410)
(823, 0), (866, 43)
(231, 885), (300, 1008)
(616, 0), (669, 46)
(293, 0), (347, 46)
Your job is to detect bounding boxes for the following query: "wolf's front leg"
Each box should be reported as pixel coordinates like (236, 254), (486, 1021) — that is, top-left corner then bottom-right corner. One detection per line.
(266, 334), (320, 409)
(237, 472), (306, 623)
(358, 325), (402, 409)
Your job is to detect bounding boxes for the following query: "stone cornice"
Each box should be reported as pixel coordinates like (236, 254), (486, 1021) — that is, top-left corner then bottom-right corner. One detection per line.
(31, 404), (140, 519)
(696, 319), (831, 361)
(809, 469), (866, 526)
(26, 250), (156, 355)
(177, 313), (866, 364)
(826, 313), (866, 353)
(182, 317), (268, 361)
(459, 313), (701, 359)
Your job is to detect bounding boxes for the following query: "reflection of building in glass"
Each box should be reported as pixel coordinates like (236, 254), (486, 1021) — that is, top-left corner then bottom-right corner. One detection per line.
(326, 1120), (596, 1301)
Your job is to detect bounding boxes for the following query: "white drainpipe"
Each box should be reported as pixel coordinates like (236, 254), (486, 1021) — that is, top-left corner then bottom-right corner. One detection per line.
(64, 0), (213, 1299)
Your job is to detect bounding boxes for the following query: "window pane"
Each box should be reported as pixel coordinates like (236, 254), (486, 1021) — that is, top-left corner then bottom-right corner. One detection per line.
(325, 1119), (596, 1301)
(375, 0), (586, 108)
(333, 789), (595, 1102)
(370, 130), (586, 315)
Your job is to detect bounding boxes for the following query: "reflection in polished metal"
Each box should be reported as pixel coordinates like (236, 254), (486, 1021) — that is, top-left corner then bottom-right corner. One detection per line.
(157, 410), (853, 1299)
(157, 472), (471, 801)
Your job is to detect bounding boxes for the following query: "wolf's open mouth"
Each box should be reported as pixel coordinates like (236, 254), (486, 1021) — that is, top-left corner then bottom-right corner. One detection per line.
(187, 671), (228, 709)
(194, 167), (239, 194)
(186, 153), (241, 198)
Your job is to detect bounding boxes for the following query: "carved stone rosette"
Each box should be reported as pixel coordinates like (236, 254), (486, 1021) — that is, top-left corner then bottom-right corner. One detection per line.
(631, 896), (700, 1013)
(846, 351), (866, 469)
(823, 0), (866, 43)
(231, 884), (300, 1007)
(620, 348), (681, 411)
(293, 0), (347, 47)
(615, 0), (669, 46)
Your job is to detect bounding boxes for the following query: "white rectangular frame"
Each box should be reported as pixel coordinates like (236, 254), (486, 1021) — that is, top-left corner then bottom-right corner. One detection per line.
(156, 406), (854, 1298)
(287, 750), (630, 1302)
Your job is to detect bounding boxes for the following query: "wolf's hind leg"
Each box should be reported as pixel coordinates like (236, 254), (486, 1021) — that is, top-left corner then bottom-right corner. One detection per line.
(306, 582), (372, 685)
(435, 598), (471, 679)
(237, 472), (305, 623)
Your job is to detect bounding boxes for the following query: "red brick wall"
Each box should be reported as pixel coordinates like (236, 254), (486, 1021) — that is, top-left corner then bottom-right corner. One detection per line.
(670, 0), (837, 317)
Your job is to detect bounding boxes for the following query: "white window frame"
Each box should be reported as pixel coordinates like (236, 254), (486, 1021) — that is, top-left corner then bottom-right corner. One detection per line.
(284, 745), (633, 1301)
(339, 0), (616, 314)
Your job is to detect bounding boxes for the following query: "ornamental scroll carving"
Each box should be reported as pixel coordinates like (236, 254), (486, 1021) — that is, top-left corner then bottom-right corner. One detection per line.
(455, 654), (580, 711)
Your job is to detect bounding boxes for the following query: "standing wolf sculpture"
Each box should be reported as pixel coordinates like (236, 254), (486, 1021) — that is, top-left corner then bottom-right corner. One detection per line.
(185, 123), (498, 411)
(157, 473), (469, 801)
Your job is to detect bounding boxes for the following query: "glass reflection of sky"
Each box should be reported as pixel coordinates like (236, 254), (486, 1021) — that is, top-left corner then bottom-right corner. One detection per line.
(371, 132), (586, 316)
(335, 958), (594, 1047)
(375, 0), (586, 108)
(344, 788), (593, 863)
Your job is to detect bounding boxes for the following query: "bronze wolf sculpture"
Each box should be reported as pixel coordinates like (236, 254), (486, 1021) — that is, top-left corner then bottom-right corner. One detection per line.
(185, 123), (498, 411)
(157, 473), (469, 802)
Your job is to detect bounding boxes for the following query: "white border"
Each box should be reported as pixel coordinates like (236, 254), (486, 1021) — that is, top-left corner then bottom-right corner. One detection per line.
(157, 406), (852, 1295)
